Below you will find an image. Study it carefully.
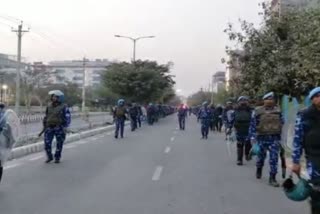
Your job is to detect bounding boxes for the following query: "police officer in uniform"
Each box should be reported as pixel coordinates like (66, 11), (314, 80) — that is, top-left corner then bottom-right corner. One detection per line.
(234, 96), (252, 165)
(292, 87), (320, 214)
(198, 101), (212, 139)
(43, 90), (71, 163)
(249, 92), (283, 187)
(113, 99), (127, 138)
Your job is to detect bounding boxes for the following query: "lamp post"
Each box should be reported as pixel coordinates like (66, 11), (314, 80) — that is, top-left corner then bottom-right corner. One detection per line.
(114, 35), (155, 62)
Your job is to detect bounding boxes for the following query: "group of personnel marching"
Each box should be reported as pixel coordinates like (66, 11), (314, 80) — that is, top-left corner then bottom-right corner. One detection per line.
(112, 99), (174, 139)
(180, 88), (320, 214)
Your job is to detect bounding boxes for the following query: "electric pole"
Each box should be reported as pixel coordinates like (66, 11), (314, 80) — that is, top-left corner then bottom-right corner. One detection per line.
(12, 21), (29, 114)
(82, 57), (86, 112)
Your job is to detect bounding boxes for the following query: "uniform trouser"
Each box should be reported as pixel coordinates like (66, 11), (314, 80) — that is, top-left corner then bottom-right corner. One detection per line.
(310, 189), (320, 214)
(137, 116), (141, 127)
(0, 160), (2, 183)
(178, 116), (185, 129)
(147, 114), (154, 125)
(44, 127), (66, 160)
(201, 121), (210, 137)
(215, 119), (222, 132)
(115, 118), (125, 137)
(256, 140), (280, 176)
(237, 137), (251, 161)
(130, 116), (137, 131)
(280, 145), (286, 170)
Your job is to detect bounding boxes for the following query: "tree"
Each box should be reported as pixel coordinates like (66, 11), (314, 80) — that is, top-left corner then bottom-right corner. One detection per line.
(224, 3), (320, 99)
(101, 60), (176, 103)
(36, 83), (82, 107)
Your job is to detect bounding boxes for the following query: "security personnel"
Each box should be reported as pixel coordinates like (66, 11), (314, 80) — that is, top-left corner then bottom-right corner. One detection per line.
(43, 90), (71, 163)
(0, 103), (6, 182)
(292, 87), (320, 213)
(177, 104), (187, 130)
(113, 99), (127, 138)
(128, 102), (138, 132)
(249, 92), (283, 187)
(234, 96), (252, 165)
(223, 101), (235, 140)
(198, 101), (212, 139)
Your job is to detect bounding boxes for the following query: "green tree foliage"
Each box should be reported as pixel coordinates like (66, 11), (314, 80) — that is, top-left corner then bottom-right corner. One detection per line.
(224, 3), (320, 99)
(36, 83), (82, 107)
(101, 60), (176, 103)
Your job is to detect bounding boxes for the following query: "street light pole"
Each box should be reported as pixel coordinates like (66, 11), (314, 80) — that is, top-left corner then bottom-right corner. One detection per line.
(114, 35), (155, 62)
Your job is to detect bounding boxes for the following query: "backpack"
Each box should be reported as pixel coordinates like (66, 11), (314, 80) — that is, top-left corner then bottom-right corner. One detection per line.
(115, 107), (126, 117)
(256, 106), (282, 135)
(234, 108), (251, 135)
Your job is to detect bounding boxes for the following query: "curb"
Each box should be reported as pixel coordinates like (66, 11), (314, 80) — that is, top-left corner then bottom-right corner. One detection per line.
(8, 123), (121, 160)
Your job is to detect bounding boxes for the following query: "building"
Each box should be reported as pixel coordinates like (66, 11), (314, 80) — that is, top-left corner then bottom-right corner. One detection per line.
(212, 71), (226, 93)
(48, 59), (111, 87)
(226, 49), (244, 91)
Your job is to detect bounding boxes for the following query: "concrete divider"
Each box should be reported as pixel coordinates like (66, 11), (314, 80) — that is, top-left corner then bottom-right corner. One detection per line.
(8, 122), (127, 160)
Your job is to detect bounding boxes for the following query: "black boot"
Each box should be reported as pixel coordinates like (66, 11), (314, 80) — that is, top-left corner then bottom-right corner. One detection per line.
(282, 167), (286, 179)
(256, 167), (262, 179)
(237, 147), (243, 166)
(269, 174), (280, 187)
(45, 157), (53, 163)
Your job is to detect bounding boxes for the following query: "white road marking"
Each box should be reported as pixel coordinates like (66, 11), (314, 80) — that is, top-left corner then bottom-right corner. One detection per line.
(152, 166), (163, 181)
(4, 163), (21, 170)
(170, 137), (175, 142)
(29, 155), (44, 161)
(164, 147), (171, 154)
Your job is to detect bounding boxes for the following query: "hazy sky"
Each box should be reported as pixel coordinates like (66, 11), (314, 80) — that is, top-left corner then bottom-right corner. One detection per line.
(0, 0), (262, 96)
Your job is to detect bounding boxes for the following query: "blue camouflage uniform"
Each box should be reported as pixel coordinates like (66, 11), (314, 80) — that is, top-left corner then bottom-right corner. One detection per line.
(113, 99), (127, 138)
(223, 106), (235, 134)
(292, 87), (320, 212)
(249, 92), (284, 179)
(292, 112), (320, 179)
(249, 108), (284, 176)
(44, 103), (71, 162)
(198, 103), (212, 139)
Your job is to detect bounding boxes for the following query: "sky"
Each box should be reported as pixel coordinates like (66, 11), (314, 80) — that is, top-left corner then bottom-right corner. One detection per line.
(0, 0), (263, 96)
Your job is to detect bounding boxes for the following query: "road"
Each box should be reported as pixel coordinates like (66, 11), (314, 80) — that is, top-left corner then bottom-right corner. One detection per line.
(20, 114), (113, 137)
(0, 115), (309, 214)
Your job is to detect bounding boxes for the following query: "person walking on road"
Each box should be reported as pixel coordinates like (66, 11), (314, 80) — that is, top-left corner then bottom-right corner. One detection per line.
(177, 104), (187, 130)
(292, 87), (320, 214)
(223, 101), (235, 140)
(249, 92), (283, 187)
(214, 105), (223, 132)
(233, 96), (252, 166)
(128, 102), (138, 132)
(113, 99), (127, 139)
(43, 90), (71, 163)
(198, 101), (212, 139)
(137, 104), (143, 128)
(147, 103), (156, 125)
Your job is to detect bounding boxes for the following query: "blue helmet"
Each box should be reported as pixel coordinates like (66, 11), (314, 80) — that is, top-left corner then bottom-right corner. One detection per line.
(48, 90), (64, 103)
(117, 99), (125, 106)
(237, 96), (249, 102)
(263, 92), (274, 100)
(202, 101), (208, 106)
(308, 87), (320, 100)
(283, 174), (312, 202)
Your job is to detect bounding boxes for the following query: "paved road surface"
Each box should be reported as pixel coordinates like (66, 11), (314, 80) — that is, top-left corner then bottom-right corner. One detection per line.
(20, 114), (113, 137)
(0, 115), (309, 214)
